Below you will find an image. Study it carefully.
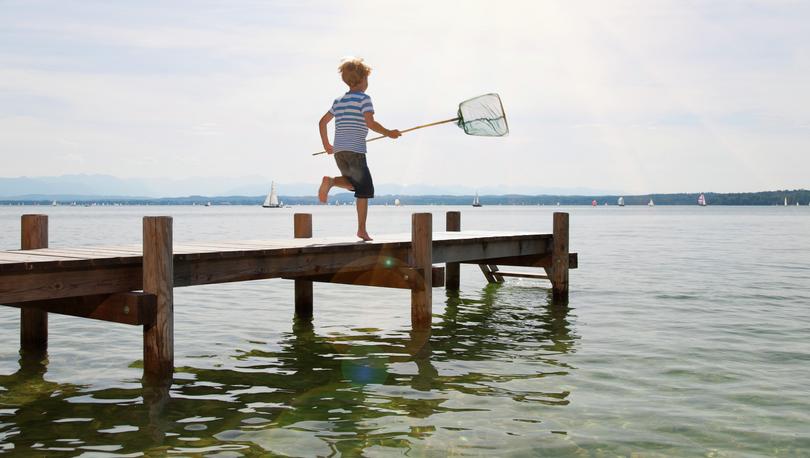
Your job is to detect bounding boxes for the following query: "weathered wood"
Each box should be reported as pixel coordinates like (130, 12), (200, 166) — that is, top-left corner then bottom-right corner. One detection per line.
(445, 211), (461, 290)
(551, 212), (569, 302)
(410, 213), (432, 330)
(143, 216), (173, 380)
(489, 264), (505, 282)
(478, 264), (497, 283)
(8, 292), (156, 326)
(463, 253), (578, 269)
(493, 271), (550, 280)
(0, 237), (575, 305)
(293, 213), (313, 319)
(286, 266), (445, 289)
(20, 215), (48, 353)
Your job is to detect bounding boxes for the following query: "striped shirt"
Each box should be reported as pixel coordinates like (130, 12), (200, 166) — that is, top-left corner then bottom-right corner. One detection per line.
(329, 91), (374, 154)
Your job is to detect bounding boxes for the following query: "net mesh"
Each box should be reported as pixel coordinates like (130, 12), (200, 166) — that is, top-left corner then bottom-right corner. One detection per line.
(456, 93), (509, 136)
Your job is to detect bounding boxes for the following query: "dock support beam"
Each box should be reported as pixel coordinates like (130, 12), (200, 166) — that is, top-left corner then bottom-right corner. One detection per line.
(551, 212), (569, 302)
(293, 213), (313, 320)
(143, 216), (174, 380)
(445, 211), (460, 290)
(410, 213), (432, 330)
(20, 214), (48, 354)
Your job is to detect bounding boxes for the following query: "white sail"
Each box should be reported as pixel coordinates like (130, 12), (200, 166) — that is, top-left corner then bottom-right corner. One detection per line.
(473, 192), (482, 207)
(263, 182), (281, 208)
(618, 196), (624, 206)
(784, 197), (788, 206)
(648, 198), (655, 207)
(698, 193), (706, 206)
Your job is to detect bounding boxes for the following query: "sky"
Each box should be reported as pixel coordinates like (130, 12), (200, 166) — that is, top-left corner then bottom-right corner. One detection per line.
(1, 0), (809, 194)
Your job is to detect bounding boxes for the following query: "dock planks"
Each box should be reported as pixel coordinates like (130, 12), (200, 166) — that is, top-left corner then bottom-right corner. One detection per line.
(1, 212), (576, 380)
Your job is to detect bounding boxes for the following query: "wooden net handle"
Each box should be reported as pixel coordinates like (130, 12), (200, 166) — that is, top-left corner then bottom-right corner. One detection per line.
(312, 117), (459, 156)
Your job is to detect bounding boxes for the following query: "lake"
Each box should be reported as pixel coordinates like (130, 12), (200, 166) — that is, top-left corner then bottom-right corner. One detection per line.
(1, 205), (809, 456)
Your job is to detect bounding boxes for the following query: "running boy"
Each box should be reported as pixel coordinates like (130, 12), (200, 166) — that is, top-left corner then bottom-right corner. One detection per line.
(318, 57), (400, 241)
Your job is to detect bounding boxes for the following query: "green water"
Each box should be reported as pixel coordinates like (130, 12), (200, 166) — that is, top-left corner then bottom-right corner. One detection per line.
(1, 206), (809, 456)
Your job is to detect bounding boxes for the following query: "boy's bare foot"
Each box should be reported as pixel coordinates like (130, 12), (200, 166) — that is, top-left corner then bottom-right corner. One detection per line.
(318, 176), (332, 203)
(357, 231), (373, 242)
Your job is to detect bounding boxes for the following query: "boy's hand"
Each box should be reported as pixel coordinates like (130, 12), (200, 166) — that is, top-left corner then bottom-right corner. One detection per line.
(387, 129), (401, 139)
(324, 144), (334, 154)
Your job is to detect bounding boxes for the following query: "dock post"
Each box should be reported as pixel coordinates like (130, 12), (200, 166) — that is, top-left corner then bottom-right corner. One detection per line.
(143, 216), (174, 380)
(445, 211), (461, 290)
(551, 212), (569, 302)
(410, 213), (433, 330)
(293, 213), (313, 320)
(20, 215), (48, 354)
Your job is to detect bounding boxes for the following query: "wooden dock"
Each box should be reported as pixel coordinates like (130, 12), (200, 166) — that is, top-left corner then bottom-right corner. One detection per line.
(1, 211), (577, 380)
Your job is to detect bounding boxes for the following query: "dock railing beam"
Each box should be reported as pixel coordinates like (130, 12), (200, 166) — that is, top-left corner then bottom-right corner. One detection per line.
(410, 213), (433, 330)
(445, 211), (461, 290)
(20, 214), (48, 354)
(143, 216), (174, 380)
(551, 212), (570, 302)
(293, 213), (313, 320)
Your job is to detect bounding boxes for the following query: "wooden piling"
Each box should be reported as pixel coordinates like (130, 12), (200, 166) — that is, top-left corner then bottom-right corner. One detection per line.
(551, 212), (569, 302)
(410, 213), (432, 330)
(445, 211), (461, 290)
(20, 215), (48, 353)
(142, 216), (174, 380)
(293, 213), (313, 320)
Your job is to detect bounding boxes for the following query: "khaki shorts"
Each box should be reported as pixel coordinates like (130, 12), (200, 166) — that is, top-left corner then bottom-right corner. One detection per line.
(335, 151), (374, 198)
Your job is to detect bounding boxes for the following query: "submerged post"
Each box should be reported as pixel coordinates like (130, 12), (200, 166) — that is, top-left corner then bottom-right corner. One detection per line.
(294, 213), (313, 320)
(410, 213), (433, 330)
(445, 211), (461, 290)
(143, 216), (174, 380)
(551, 212), (569, 302)
(20, 215), (48, 354)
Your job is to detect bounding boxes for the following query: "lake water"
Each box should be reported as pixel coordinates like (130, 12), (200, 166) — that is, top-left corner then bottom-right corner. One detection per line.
(1, 205), (808, 456)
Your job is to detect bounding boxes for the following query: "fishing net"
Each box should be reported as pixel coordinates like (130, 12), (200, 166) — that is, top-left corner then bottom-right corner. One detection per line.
(457, 93), (509, 136)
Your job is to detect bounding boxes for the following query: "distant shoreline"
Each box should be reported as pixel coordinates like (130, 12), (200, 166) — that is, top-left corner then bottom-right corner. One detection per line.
(1, 189), (808, 206)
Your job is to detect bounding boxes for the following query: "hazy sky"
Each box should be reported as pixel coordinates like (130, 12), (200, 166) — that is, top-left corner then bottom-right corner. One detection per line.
(1, 0), (809, 194)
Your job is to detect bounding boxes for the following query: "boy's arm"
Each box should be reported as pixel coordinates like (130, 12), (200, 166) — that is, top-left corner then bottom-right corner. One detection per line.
(319, 111), (334, 154)
(364, 112), (401, 138)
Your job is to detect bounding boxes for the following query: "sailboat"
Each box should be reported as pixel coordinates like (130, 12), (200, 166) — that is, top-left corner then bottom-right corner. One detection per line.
(784, 197), (788, 206)
(472, 192), (482, 207)
(617, 196), (625, 207)
(648, 198), (655, 207)
(262, 181), (282, 208)
(697, 193), (707, 206)
(394, 198), (401, 207)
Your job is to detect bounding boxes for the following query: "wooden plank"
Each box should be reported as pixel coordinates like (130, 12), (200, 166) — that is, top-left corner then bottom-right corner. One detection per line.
(0, 265), (143, 304)
(410, 213), (432, 330)
(287, 266), (444, 289)
(432, 235), (551, 264)
(20, 214), (48, 353)
(143, 216), (174, 380)
(495, 271), (550, 280)
(478, 264), (497, 283)
(489, 264), (505, 283)
(5, 292), (156, 326)
(463, 252), (578, 269)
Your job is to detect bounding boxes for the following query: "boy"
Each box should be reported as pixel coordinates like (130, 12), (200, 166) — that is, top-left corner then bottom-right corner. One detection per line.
(318, 57), (401, 241)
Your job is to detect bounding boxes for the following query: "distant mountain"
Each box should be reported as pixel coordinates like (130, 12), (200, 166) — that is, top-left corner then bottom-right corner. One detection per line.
(0, 174), (616, 198)
(2, 190), (808, 206)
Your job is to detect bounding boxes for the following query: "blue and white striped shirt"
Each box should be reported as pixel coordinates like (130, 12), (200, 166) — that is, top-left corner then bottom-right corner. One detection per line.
(329, 91), (374, 154)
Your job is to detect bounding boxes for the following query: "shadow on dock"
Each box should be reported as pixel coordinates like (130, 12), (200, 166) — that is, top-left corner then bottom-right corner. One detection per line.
(0, 285), (578, 455)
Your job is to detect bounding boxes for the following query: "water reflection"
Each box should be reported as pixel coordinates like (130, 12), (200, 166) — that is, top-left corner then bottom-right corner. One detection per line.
(0, 284), (578, 455)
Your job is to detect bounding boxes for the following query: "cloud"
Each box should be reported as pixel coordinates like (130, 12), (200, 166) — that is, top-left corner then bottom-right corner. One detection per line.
(1, 0), (809, 193)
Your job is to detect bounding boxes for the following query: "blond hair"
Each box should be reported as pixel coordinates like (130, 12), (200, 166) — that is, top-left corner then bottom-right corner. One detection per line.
(338, 57), (371, 87)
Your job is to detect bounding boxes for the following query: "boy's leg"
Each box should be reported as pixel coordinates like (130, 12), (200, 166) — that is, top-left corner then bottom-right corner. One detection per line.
(356, 198), (371, 241)
(318, 176), (355, 203)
